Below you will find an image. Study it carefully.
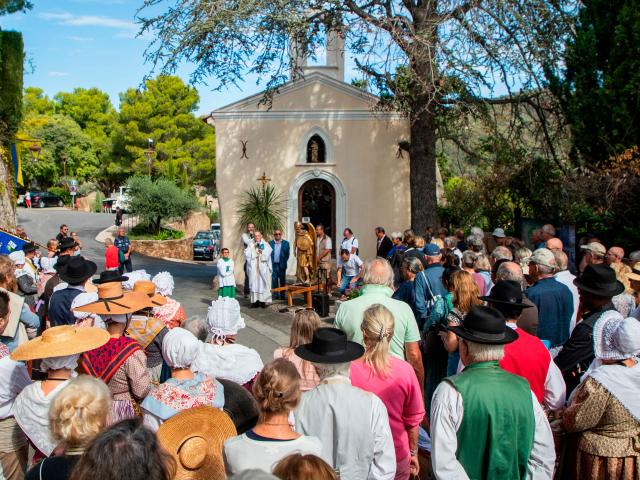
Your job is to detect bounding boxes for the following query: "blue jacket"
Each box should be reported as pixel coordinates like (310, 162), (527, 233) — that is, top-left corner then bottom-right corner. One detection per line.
(414, 264), (448, 328)
(49, 287), (84, 327)
(269, 239), (290, 270)
(526, 277), (574, 347)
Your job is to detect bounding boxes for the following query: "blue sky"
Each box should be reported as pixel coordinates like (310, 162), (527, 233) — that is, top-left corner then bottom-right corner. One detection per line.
(0, 0), (280, 115)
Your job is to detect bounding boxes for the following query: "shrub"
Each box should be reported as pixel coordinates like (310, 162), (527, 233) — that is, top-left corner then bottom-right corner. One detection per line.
(92, 192), (105, 213)
(48, 186), (71, 206)
(128, 223), (185, 240)
(126, 176), (198, 234)
(237, 184), (284, 237)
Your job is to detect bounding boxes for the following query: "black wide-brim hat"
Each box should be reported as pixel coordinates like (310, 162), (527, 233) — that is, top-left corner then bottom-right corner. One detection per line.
(295, 327), (365, 364)
(480, 280), (533, 309)
(93, 270), (129, 285)
(59, 256), (97, 284)
(22, 242), (37, 253)
(54, 254), (71, 272)
(58, 237), (78, 252)
(448, 305), (519, 345)
(574, 264), (625, 298)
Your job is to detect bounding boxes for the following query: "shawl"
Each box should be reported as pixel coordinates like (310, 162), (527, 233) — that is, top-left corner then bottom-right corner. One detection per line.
(141, 373), (224, 421)
(589, 362), (640, 422)
(192, 342), (263, 386)
(153, 298), (185, 328)
(82, 336), (142, 384)
(13, 381), (69, 456)
(127, 314), (166, 350)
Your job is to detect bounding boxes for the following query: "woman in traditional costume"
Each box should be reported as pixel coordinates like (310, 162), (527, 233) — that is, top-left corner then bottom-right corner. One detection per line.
(141, 328), (224, 432)
(127, 280), (170, 383)
(73, 282), (153, 423)
(563, 316), (640, 479)
(192, 297), (263, 390)
(11, 325), (109, 460)
(151, 272), (186, 329)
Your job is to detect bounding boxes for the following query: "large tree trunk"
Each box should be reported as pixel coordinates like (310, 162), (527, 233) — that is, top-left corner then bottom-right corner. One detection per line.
(0, 155), (16, 229)
(409, 109), (438, 233)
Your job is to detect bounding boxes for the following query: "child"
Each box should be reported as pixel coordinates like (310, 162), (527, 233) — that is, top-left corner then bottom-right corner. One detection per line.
(104, 238), (120, 271)
(216, 248), (236, 298)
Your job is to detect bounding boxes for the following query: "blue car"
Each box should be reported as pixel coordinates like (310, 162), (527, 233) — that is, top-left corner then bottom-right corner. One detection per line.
(192, 231), (218, 260)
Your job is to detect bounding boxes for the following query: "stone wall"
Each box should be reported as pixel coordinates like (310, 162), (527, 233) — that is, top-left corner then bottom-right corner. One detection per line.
(130, 236), (193, 260)
(168, 211), (211, 237)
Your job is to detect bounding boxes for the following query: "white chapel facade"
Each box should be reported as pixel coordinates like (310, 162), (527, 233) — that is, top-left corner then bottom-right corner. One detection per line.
(207, 37), (411, 279)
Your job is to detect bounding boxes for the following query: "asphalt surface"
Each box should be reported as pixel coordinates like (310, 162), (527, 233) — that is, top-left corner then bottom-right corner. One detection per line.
(16, 207), (294, 361)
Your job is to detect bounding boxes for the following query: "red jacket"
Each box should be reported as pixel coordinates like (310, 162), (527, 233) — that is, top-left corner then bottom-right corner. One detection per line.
(105, 245), (120, 270)
(501, 327), (551, 403)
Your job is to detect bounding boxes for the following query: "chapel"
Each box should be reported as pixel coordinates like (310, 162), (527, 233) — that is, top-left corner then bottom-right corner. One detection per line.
(206, 32), (413, 278)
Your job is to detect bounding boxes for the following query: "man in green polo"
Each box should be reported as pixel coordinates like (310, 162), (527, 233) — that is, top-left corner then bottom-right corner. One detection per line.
(430, 306), (555, 479)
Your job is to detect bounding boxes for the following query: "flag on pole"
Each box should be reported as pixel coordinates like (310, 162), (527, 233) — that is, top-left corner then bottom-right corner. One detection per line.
(0, 229), (26, 255)
(10, 143), (24, 187)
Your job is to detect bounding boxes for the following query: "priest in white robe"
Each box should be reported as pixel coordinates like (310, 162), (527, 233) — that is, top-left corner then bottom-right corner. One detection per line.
(245, 230), (273, 307)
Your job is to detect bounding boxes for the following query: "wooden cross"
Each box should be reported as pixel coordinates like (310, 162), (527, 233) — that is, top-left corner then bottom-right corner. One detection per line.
(257, 172), (271, 186)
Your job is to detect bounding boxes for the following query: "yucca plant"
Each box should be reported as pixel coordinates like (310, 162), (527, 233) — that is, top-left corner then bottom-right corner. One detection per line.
(237, 184), (285, 239)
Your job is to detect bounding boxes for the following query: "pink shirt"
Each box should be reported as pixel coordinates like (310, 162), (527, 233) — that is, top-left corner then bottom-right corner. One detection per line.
(351, 356), (425, 462)
(273, 347), (319, 392)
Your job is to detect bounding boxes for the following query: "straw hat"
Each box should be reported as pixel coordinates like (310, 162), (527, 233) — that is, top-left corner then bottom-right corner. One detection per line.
(133, 280), (167, 306)
(157, 406), (237, 480)
(10, 325), (110, 361)
(72, 282), (153, 315)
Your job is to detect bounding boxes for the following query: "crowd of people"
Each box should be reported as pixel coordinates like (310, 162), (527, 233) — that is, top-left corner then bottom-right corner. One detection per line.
(1, 220), (640, 480)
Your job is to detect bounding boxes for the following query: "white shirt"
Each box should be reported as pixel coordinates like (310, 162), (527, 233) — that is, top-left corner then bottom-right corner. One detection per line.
(224, 432), (323, 475)
(337, 254), (363, 277)
(317, 235), (332, 262)
(341, 236), (359, 254)
(296, 375), (396, 479)
(0, 355), (31, 419)
(430, 381), (555, 480)
(216, 258), (236, 288)
(555, 270), (580, 332)
(241, 232), (254, 248)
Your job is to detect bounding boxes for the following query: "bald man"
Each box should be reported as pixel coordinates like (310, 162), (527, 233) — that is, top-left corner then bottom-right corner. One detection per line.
(605, 246), (625, 265)
(546, 237), (563, 252)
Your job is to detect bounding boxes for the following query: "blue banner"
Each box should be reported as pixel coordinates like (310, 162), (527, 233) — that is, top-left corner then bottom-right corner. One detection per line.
(0, 230), (26, 255)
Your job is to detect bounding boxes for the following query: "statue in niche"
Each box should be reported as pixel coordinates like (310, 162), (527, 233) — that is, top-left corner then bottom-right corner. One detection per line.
(306, 134), (326, 163)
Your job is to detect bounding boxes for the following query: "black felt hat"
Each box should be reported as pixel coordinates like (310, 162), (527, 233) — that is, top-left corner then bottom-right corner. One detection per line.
(58, 237), (78, 252)
(53, 254), (71, 272)
(22, 242), (37, 253)
(480, 280), (533, 309)
(448, 305), (518, 345)
(93, 270), (129, 285)
(295, 327), (365, 364)
(59, 256), (97, 285)
(574, 264), (624, 298)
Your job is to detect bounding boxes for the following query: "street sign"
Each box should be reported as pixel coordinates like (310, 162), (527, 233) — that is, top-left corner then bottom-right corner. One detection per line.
(70, 179), (77, 186)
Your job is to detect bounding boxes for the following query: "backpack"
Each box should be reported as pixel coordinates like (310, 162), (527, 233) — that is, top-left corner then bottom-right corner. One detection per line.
(418, 270), (443, 319)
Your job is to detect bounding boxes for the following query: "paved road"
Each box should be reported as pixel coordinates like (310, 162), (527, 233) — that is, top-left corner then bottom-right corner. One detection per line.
(16, 208), (291, 361)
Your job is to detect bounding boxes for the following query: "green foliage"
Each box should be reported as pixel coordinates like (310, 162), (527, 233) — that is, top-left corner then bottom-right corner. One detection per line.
(114, 75), (215, 188)
(237, 184), (284, 239)
(126, 175), (198, 234)
(91, 191), (105, 213)
(0, 0), (31, 15)
(22, 87), (55, 117)
(19, 114), (99, 187)
(48, 186), (71, 206)
(128, 223), (185, 240)
(549, 0), (640, 166)
(0, 30), (24, 142)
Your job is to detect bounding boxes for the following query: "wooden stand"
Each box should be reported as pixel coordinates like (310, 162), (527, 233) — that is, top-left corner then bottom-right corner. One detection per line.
(272, 284), (323, 308)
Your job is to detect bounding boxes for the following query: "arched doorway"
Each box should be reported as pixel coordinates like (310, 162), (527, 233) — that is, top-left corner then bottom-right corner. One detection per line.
(298, 179), (335, 254)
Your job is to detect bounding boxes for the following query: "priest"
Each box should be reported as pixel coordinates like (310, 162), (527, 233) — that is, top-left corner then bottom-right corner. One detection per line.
(245, 230), (273, 308)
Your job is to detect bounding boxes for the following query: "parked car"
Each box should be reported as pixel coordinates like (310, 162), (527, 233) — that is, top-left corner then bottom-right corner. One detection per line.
(211, 223), (221, 233)
(31, 191), (64, 208)
(192, 231), (219, 260)
(102, 198), (117, 213)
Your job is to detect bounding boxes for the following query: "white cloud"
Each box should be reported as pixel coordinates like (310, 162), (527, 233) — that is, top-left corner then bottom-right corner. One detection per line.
(68, 35), (94, 42)
(39, 11), (136, 32)
(48, 71), (69, 77)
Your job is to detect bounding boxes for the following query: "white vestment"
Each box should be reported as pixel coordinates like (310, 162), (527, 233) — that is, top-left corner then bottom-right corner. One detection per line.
(245, 241), (272, 303)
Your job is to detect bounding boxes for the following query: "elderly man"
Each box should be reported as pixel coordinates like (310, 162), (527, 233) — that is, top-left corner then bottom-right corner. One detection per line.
(526, 248), (574, 348)
(295, 327), (395, 479)
(555, 264), (624, 395)
(605, 246), (626, 266)
(414, 243), (447, 328)
(495, 262), (539, 336)
(482, 281), (566, 412)
(554, 250), (580, 333)
(578, 241), (606, 274)
(245, 230), (272, 308)
(490, 245), (512, 266)
(431, 306), (555, 479)
(334, 258), (424, 390)
(546, 237), (563, 252)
